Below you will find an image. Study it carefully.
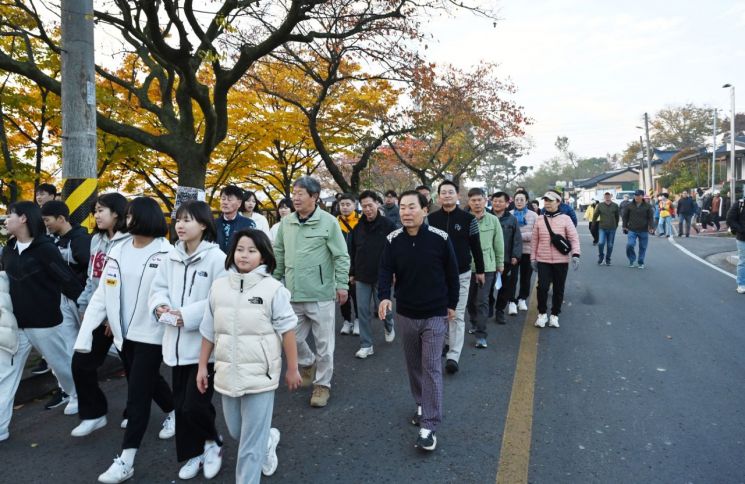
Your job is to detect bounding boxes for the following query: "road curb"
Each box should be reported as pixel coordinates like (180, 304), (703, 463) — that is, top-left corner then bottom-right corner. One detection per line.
(727, 255), (738, 266)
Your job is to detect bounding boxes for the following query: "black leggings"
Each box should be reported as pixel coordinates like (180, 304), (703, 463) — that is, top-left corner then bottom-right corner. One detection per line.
(511, 254), (534, 302)
(72, 324), (115, 420)
(172, 364), (220, 461)
(119, 339), (174, 449)
(536, 262), (569, 316)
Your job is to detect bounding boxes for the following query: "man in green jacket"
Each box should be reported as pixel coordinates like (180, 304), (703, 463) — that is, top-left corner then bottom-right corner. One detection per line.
(466, 188), (504, 348)
(592, 191), (620, 265)
(273, 176), (350, 407)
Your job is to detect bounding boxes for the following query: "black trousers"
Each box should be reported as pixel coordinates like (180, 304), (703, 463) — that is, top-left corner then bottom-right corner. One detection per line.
(495, 263), (518, 311)
(172, 364), (220, 462)
(589, 222), (599, 243)
(340, 283), (358, 322)
(536, 262), (569, 316)
(512, 254), (534, 302)
(72, 324), (115, 420)
(119, 339), (174, 449)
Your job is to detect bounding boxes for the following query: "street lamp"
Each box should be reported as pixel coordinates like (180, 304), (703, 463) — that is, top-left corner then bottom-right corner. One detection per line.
(723, 84), (735, 199)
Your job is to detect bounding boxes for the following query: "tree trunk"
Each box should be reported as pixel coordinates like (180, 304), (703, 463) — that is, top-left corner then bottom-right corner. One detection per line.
(174, 150), (208, 190)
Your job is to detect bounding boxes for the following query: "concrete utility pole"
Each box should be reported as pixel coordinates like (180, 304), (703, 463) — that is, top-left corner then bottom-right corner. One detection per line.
(723, 84), (736, 199)
(711, 108), (717, 191)
(644, 113), (653, 193)
(639, 135), (646, 193)
(61, 0), (97, 225)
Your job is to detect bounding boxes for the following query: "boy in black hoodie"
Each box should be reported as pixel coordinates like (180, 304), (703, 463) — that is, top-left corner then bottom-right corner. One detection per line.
(42, 201), (92, 285)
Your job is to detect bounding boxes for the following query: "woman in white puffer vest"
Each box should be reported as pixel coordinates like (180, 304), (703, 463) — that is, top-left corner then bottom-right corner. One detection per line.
(148, 201), (227, 481)
(0, 271), (19, 441)
(197, 228), (301, 484)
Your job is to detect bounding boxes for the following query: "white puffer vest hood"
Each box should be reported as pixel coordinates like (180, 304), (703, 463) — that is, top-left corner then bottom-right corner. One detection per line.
(210, 266), (283, 397)
(0, 272), (19, 356)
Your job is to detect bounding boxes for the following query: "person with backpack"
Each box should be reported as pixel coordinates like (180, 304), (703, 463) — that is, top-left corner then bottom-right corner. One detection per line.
(726, 197), (745, 294)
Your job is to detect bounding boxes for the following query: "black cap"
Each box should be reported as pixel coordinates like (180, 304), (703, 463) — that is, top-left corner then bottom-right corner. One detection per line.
(634, 189), (644, 196)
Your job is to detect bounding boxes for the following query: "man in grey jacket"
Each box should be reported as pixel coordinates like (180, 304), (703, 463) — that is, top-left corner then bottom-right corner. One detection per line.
(382, 190), (402, 228)
(491, 192), (522, 324)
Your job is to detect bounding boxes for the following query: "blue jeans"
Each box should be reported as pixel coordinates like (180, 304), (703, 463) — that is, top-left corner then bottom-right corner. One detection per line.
(737, 240), (745, 286)
(626, 230), (649, 265)
(657, 216), (673, 236)
(356, 281), (393, 348)
(598, 229), (616, 262)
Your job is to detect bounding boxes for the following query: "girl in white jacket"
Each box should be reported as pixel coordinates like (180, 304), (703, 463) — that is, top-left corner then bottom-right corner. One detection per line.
(149, 201), (226, 480)
(197, 229), (301, 484)
(75, 197), (175, 484)
(71, 192), (131, 438)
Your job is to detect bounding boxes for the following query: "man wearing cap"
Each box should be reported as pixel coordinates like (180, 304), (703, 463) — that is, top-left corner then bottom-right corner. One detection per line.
(622, 190), (655, 269)
(592, 192), (620, 265)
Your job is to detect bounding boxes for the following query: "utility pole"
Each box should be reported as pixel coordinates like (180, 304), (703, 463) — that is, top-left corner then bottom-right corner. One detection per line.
(711, 108), (717, 191)
(639, 135), (646, 193)
(644, 113), (653, 193)
(61, 0), (97, 226)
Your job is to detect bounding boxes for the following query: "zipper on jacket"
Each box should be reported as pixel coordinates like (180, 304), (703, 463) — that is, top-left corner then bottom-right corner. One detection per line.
(319, 265), (323, 284)
(175, 327), (181, 366)
(240, 279), (244, 293)
(187, 271), (197, 298)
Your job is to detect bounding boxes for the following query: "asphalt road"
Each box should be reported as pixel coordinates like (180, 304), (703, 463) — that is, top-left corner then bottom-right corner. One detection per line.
(3, 225), (744, 483)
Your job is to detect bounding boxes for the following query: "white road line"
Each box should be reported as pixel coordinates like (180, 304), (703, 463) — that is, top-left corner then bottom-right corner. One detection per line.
(667, 237), (736, 280)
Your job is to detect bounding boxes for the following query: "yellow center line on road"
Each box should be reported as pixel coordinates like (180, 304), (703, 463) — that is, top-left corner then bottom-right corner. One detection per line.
(496, 286), (540, 484)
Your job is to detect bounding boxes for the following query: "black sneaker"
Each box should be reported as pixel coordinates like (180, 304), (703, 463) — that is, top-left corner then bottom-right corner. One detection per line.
(605, 260), (611, 266)
(445, 359), (459, 374)
(597, 258), (603, 265)
(411, 411), (421, 427)
(494, 309), (506, 325)
(44, 389), (70, 410)
(31, 358), (50, 375)
(415, 429), (437, 451)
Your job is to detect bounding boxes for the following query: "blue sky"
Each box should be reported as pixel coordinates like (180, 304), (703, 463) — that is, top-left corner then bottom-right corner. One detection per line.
(424, 0), (745, 168)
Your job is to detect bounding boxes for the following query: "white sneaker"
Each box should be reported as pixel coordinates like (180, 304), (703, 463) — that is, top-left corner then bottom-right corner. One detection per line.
(355, 346), (374, 359)
(384, 326), (395, 343)
(178, 455), (203, 480)
(508, 302), (518, 315)
(158, 414), (175, 439)
(517, 299), (528, 311)
(64, 394), (79, 415)
(262, 428), (280, 477)
(340, 320), (353, 335)
(71, 416), (107, 437)
(548, 315), (560, 328)
(535, 313), (548, 328)
(737, 286), (745, 294)
(120, 419), (128, 429)
(353, 319), (360, 335)
(203, 441), (223, 479)
(98, 456), (134, 483)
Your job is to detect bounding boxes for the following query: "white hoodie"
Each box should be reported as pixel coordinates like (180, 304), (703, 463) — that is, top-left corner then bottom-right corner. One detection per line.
(77, 231), (132, 312)
(75, 237), (172, 353)
(149, 240), (226, 367)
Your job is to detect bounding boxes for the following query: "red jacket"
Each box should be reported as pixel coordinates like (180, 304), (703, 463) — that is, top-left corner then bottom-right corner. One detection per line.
(530, 213), (581, 263)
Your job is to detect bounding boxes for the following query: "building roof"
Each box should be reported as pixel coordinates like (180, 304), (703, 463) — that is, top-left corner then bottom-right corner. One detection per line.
(575, 167), (639, 189)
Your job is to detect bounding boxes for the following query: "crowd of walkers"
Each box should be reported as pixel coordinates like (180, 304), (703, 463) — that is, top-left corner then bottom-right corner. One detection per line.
(24, 175), (737, 483)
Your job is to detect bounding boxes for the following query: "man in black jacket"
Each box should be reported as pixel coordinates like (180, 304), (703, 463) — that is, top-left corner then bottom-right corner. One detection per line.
(428, 180), (484, 375)
(491, 191), (523, 324)
(1, 202), (84, 438)
(622, 190), (655, 269)
(676, 191), (696, 238)
(348, 191), (397, 359)
(378, 190), (459, 452)
(726, 197), (745, 293)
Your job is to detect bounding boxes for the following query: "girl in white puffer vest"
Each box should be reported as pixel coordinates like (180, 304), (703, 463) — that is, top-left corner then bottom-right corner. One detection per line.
(197, 228), (301, 484)
(148, 201), (227, 480)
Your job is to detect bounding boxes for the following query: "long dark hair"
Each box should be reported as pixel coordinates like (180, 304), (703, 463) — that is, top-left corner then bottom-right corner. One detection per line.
(224, 228), (276, 273)
(8, 201), (45, 239)
(175, 201), (217, 242)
